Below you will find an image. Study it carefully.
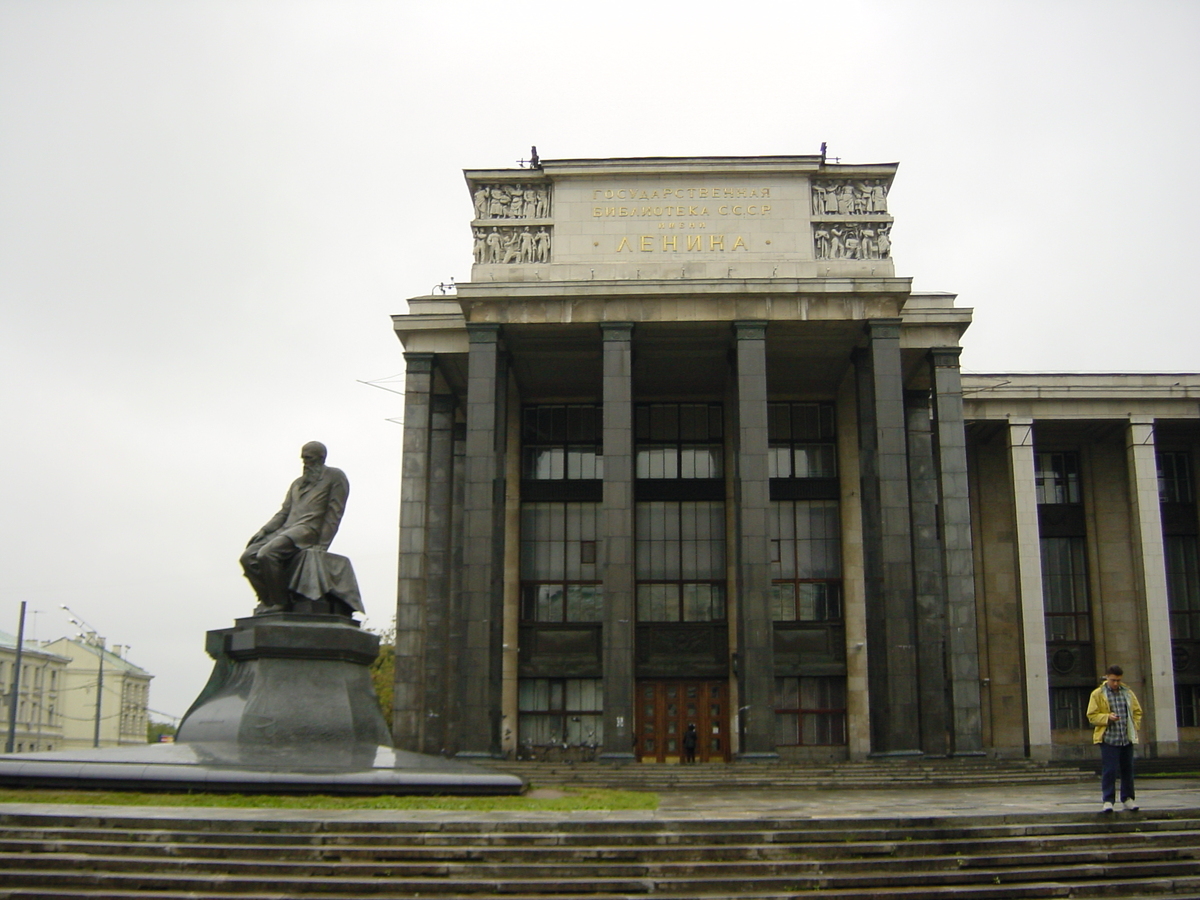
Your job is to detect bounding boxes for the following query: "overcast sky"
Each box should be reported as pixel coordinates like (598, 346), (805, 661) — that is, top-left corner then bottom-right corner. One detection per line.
(2, 0), (1197, 723)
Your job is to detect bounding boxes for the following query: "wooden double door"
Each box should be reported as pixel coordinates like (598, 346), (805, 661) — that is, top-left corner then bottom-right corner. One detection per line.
(636, 680), (730, 763)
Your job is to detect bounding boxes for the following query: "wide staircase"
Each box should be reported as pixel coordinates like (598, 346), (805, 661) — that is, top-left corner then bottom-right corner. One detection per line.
(1, 804), (1200, 898)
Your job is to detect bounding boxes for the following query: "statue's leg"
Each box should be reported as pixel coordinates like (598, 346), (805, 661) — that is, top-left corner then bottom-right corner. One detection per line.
(240, 542), (271, 605)
(254, 535), (298, 612)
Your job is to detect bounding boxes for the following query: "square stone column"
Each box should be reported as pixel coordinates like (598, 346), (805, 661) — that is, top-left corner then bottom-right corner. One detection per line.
(1007, 417), (1053, 758)
(855, 319), (921, 756)
(734, 321), (778, 760)
(394, 352), (433, 752)
(930, 348), (984, 756)
(421, 391), (456, 756)
(458, 324), (507, 758)
(905, 389), (949, 757)
(600, 323), (636, 761)
(1126, 416), (1180, 755)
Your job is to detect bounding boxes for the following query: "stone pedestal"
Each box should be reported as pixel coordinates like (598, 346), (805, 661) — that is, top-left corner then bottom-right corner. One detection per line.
(176, 613), (391, 769)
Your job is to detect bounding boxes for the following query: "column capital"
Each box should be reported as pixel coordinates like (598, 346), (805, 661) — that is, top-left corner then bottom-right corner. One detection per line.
(929, 346), (963, 367)
(733, 320), (768, 341)
(601, 322), (634, 341)
(466, 323), (502, 343)
(865, 318), (903, 341)
(403, 352), (435, 373)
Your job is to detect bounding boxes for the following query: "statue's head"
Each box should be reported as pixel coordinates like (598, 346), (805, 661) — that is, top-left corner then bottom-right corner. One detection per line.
(300, 441), (327, 468)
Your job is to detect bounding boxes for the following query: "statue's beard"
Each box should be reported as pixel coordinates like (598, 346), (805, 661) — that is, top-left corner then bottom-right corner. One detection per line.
(300, 462), (324, 486)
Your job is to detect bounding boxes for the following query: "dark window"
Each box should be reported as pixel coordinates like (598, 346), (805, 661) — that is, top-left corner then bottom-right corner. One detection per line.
(770, 500), (842, 621)
(522, 405), (602, 481)
(1035, 452), (1080, 505)
(1158, 451), (1195, 505)
(1041, 536), (1091, 642)
(768, 402), (837, 478)
(1166, 535), (1200, 640)
(1050, 686), (1090, 730)
(520, 502), (602, 622)
(635, 403), (723, 479)
(635, 501), (725, 622)
(775, 676), (846, 745)
(1177, 683), (1200, 729)
(518, 678), (603, 747)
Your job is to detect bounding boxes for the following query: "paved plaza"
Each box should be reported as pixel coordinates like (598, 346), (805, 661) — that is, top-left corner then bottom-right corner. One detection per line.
(1, 778), (1198, 826)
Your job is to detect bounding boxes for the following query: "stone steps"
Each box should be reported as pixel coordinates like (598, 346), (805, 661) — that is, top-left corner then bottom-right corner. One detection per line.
(2, 807), (1200, 898)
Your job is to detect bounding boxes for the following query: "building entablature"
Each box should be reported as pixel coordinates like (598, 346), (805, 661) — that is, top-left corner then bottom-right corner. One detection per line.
(467, 155), (899, 283)
(962, 373), (1200, 422)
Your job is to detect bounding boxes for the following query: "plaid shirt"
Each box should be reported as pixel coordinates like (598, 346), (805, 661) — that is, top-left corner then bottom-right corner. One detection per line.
(1103, 685), (1131, 746)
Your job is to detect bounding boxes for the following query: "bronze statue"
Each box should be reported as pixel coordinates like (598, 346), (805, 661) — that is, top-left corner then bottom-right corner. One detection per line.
(240, 441), (362, 616)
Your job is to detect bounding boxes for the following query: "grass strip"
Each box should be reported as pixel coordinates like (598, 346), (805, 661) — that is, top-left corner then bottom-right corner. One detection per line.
(0, 787), (658, 811)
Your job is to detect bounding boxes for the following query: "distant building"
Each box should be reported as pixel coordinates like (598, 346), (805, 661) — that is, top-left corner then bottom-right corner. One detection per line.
(39, 638), (152, 750)
(0, 629), (69, 753)
(390, 154), (1200, 763)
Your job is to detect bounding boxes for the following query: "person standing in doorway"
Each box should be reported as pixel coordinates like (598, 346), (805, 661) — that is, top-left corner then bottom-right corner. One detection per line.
(1086, 665), (1144, 813)
(682, 723), (698, 765)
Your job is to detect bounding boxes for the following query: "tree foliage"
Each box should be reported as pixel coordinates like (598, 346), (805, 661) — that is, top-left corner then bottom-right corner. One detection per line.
(147, 720), (177, 743)
(369, 623), (395, 729)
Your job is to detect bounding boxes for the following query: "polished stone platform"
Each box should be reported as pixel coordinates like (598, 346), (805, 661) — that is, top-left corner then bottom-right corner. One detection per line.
(0, 612), (524, 795)
(0, 741), (522, 794)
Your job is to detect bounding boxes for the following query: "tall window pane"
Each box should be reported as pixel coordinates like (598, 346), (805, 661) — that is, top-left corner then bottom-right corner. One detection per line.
(636, 501), (725, 622)
(520, 502), (602, 622)
(770, 500), (842, 621)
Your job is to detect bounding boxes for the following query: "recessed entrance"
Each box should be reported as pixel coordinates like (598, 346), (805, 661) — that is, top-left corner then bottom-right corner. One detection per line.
(635, 679), (730, 762)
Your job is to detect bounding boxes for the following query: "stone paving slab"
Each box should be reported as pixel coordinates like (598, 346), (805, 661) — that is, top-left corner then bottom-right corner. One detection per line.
(0, 779), (1197, 825)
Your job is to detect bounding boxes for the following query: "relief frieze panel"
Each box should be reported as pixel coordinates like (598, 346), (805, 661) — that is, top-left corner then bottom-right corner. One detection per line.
(813, 222), (891, 261)
(473, 225), (552, 265)
(473, 183), (551, 220)
(810, 179), (890, 216)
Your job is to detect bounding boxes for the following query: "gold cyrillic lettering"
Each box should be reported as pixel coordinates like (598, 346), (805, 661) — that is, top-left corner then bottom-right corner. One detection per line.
(616, 237), (632, 252)
(662, 236), (677, 251)
(640, 235), (654, 251)
(710, 235), (724, 250)
(732, 236), (747, 250)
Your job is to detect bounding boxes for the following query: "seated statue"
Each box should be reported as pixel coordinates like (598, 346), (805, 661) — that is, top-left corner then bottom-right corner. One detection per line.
(240, 441), (363, 616)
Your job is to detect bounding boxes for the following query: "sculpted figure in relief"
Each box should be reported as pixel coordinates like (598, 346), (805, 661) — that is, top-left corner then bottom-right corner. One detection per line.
(811, 179), (890, 217)
(485, 228), (502, 263)
(814, 222), (892, 260)
(474, 183), (551, 220)
(473, 225), (551, 264)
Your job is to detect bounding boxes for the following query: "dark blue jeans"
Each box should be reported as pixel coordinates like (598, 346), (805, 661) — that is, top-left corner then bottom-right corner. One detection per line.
(1100, 742), (1135, 803)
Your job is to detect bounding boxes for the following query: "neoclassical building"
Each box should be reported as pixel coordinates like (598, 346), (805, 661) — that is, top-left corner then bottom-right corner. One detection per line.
(390, 154), (1199, 763)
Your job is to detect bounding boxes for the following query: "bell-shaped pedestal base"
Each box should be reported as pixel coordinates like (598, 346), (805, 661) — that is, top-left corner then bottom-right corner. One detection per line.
(176, 613), (391, 768)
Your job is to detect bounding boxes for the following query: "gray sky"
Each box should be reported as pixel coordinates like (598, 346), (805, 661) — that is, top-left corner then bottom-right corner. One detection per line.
(2, 0), (1197, 722)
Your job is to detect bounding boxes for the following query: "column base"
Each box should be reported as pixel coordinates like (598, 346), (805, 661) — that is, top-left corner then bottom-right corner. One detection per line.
(598, 752), (637, 763)
(737, 751), (781, 763)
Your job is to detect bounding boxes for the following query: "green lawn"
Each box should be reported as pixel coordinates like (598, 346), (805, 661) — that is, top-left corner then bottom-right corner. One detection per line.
(0, 787), (658, 811)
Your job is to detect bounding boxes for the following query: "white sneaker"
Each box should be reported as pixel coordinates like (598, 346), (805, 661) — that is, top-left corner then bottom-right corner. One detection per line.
(1102, 801), (1114, 812)
(1123, 799), (1139, 811)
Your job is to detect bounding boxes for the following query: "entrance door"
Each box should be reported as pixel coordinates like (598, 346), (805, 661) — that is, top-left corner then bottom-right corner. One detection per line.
(636, 680), (729, 762)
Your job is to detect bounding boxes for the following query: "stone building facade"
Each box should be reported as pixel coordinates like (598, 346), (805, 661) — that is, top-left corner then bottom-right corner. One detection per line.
(40, 638), (152, 750)
(0, 630), (69, 753)
(390, 155), (1200, 762)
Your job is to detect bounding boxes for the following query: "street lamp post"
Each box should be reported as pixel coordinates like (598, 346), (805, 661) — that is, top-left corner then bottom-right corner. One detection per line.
(60, 605), (107, 749)
(4, 601), (28, 754)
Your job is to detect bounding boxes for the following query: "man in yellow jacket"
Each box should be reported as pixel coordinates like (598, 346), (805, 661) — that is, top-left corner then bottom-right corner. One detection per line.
(1086, 665), (1144, 813)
